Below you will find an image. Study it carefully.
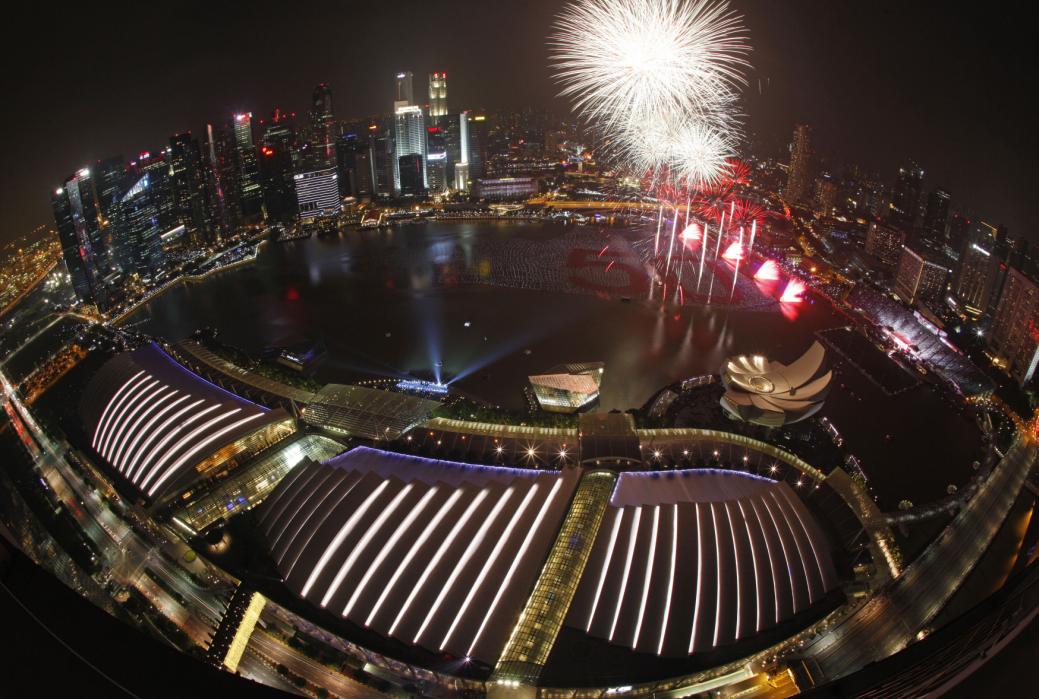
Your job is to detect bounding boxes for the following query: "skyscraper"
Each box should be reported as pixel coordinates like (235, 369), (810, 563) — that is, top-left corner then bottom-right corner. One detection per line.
(428, 72), (448, 118)
(888, 160), (924, 229)
(393, 104), (426, 194)
(293, 167), (339, 228)
(169, 132), (211, 239)
(425, 126), (448, 194)
(52, 169), (111, 308)
(112, 174), (167, 281)
(783, 124), (811, 205)
(443, 111), (471, 190)
(953, 228), (1008, 317)
(335, 133), (373, 198)
(987, 266), (1039, 385)
(893, 246), (949, 304)
(95, 156), (127, 222)
(865, 220), (906, 267)
(260, 108), (299, 221)
(922, 187), (951, 243)
(233, 113), (264, 218)
(309, 83), (337, 168)
(395, 71), (414, 106)
(813, 173), (836, 217)
(205, 122), (235, 237)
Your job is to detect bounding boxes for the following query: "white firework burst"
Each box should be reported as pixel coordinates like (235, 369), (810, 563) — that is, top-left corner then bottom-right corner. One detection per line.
(618, 111), (737, 188)
(550, 0), (749, 133)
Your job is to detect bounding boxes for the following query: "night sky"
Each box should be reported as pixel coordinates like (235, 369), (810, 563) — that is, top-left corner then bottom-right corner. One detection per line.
(2, 0), (1034, 244)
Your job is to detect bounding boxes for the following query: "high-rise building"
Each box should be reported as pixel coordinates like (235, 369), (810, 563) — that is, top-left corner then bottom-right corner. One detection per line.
(467, 112), (488, 179)
(112, 174), (166, 281)
(813, 173), (837, 217)
(394, 71), (414, 105)
(428, 72), (448, 118)
(95, 156), (127, 222)
(953, 230), (1008, 317)
(397, 154), (425, 197)
(425, 126), (448, 194)
(52, 169), (111, 308)
(259, 109), (299, 222)
(368, 121), (395, 199)
(335, 133), (373, 198)
(865, 220), (906, 267)
(293, 167), (340, 224)
(946, 212), (970, 260)
(888, 160), (924, 229)
(169, 132), (211, 239)
(393, 104), (426, 194)
(443, 111), (471, 190)
(783, 124), (811, 204)
(308, 83), (337, 168)
(988, 266), (1039, 385)
(129, 151), (177, 235)
(922, 187), (951, 243)
(205, 122), (235, 237)
(893, 246), (949, 304)
(233, 113), (264, 218)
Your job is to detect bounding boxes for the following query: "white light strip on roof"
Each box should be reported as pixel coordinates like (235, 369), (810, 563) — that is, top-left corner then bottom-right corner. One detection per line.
(587, 508), (623, 632)
(266, 467), (332, 546)
(147, 412), (262, 496)
(121, 393), (188, 477)
(100, 378), (159, 457)
(768, 490), (815, 603)
(724, 502), (743, 640)
(416, 487), (515, 645)
(390, 489), (488, 638)
(320, 484), (415, 608)
(441, 484), (538, 651)
(108, 384), (170, 467)
(123, 398), (204, 479)
(260, 458), (323, 529)
(467, 477), (564, 659)
(777, 487), (829, 591)
(737, 501), (763, 633)
(367, 489), (463, 628)
(413, 486), (511, 643)
(632, 505), (660, 649)
(343, 486), (439, 619)
(284, 475), (365, 579)
(711, 502), (723, 648)
(689, 502), (703, 654)
(657, 503), (677, 655)
(112, 389), (177, 471)
(301, 480), (390, 598)
(139, 407), (242, 492)
(609, 506), (642, 642)
(749, 498), (782, 624)
(93, 370), (146, 448)
(268, 469), (339, 553)
(758, 495), (799, 614)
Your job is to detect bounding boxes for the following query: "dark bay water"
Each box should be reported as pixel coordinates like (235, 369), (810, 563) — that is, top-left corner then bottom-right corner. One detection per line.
(130, 220), (981, 506)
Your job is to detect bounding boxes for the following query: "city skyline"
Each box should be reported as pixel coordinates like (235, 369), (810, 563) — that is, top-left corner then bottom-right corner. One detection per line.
(1, 0), (1034, 242)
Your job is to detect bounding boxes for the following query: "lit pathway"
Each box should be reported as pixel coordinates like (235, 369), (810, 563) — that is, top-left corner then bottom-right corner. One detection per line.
(802, 431), (1037, 681)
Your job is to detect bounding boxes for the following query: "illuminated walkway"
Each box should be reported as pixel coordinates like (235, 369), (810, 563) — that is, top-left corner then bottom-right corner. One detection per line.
(802, 432), (1037, 682)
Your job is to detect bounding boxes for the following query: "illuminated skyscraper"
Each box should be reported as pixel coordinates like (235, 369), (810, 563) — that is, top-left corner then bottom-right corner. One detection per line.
(813, 172), (836, 217)
(112, 174), (167, 281)
(988, 266), (1039, 385)
(95, 156), (127, 221)
(309, 83), (337, 168)
(336, 133), (373, 198)
(294, 167), (339, 226)
(953, 226), (1008, 317)
(394, 71), (414, 105)
(893, 246), (948, 304)
(52, 169), (111, 308)
(169, 132), (211, 238)
(783, 123), (811, 204)
(888, 160), (924, 229)
(865, 220), (906, 267)
(428, 72), (448, 118)
(233, 113), (264, 218)
(425, 126), (447, 194)
(393, 104), (426, 193)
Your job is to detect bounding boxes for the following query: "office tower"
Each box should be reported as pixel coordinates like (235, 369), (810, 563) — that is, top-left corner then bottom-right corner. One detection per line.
(783, 124), (811, 204)
(129, 150), (176, 235)
(112, 174), (166, 280)
(204, 122), (235, 237)
(233, 113), (264, 218)
(425, 126), (448, 194)
(893, 246), (949, 304)
(467, 112), (488, 179)
(922, 187), (951, 242)
(52, 169), (111, 308)
(95, 156), (127, 221)
(259, 110), (299, 221)
(443, 111), (470, 189)
(865, 220), (906, 267)
(168, 132), (211, 239)
(888, 160), (924, 229)
(813, 173), (836, 217)
(428, 72), (448, 118)
(368, 121), (395, 199)
(293, 167), (340, 225)
(393, 104), (426, 194)
(988, 266), (1039, 385)
(395, 71), (414, 105)
(335, 133), (373, 198)
(309, 83), (337, 168)
(953, 230), (1009, 317)
(946, 212), (970, 259)
(397, 154), (425, 197)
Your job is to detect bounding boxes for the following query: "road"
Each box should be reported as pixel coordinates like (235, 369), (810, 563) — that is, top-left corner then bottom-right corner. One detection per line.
(248, 630), (386, 699)
(803, 430), (1038, 681)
